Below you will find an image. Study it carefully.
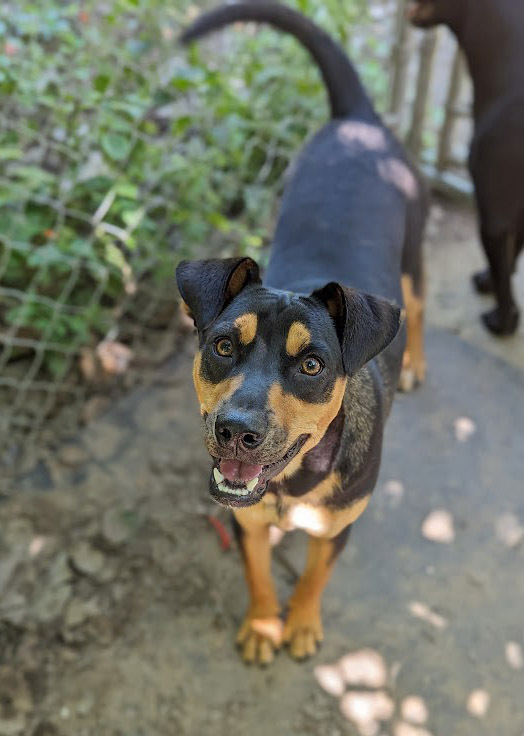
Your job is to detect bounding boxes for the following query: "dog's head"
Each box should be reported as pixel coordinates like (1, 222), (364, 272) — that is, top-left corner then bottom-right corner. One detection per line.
(176, 257), (401, 508)
(408, 0), (461, 28)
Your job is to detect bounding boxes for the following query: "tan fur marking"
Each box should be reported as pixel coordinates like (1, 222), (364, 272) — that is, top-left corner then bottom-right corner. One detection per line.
(235, 313), (258, 346)
(268, 377), (347, 481)
(192, 351), (243, 415)
(286, 322), (311, 357)
(400, 274), (426, 390)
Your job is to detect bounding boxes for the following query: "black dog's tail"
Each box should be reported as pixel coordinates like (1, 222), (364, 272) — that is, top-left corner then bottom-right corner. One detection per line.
(180, 2), (373, 119)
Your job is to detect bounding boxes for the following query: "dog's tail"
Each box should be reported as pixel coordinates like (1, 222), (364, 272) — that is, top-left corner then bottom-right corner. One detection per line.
(180, 2), (373, 119)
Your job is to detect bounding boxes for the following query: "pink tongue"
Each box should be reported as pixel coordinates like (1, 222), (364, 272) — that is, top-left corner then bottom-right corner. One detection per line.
(219, 459), (263, 483)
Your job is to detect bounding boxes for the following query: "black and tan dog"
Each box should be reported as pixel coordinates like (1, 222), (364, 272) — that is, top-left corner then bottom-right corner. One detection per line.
(410, 0), (524, 335)
(177, 2), (428, 664)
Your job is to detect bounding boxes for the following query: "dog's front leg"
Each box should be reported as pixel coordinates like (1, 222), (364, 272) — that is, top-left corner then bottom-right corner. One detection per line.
(284, 526), (351, 660)
(233, 514), (282, 665)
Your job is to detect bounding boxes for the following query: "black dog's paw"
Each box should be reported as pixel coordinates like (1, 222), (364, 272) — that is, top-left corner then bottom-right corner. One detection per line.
(481, 305), (520, 336)
(472, 268), (493, 294)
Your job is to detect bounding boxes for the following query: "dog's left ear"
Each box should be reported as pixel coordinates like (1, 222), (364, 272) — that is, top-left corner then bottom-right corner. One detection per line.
(176, 257), (260, 331)
(313, 282), (402, 376)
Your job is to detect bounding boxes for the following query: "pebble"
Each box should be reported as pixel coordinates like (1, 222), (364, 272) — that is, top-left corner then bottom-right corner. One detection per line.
(69, 541), (105, 577)
(64, 598), (100, 628)
(58, 444), (88, 468)
(48, 553), (73, 586)
(32, 583), (72, 623)
(102, 507), (136, 546)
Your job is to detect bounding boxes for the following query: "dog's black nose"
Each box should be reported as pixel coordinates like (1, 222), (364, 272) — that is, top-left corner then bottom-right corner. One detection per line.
(215, 412), (265, 450)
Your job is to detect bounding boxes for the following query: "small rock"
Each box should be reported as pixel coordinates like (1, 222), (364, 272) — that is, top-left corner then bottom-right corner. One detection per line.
(0, 592), (26, 626)
(48, 554), (73, 587)
(32, 583), (72, 623)
(69, 541), (105, 577)
(64, 598), (100, 629)
(57, 444), (88, 468)
(76, 694), (95, 717)
(5, 517), (34, 547)
(101, 508), (137, 546)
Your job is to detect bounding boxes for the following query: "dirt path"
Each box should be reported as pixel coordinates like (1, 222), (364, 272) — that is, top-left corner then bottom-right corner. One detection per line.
(1, 204), (523, 736)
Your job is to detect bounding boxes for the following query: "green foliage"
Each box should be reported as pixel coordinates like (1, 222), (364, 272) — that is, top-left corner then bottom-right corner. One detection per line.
(0, 0), (384, 377)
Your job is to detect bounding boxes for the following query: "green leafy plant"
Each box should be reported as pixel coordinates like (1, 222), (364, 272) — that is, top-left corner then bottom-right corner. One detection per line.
(0, 0), (381, 379)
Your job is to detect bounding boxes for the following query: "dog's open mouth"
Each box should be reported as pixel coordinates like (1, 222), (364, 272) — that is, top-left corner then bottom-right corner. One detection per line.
(209, 434), (309, 507)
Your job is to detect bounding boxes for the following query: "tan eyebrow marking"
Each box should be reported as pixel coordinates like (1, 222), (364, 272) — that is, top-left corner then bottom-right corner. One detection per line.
(235, 313), (258, 345)
(286, 321), (311, 357)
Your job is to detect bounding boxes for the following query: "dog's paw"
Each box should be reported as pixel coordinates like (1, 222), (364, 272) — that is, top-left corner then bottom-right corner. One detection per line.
(481, 306), (519, 336)
(472, 268), (494, 294)
(236, 611), (283, 665)
(283, 606), (323, 660)
(398, 353), (426, 392)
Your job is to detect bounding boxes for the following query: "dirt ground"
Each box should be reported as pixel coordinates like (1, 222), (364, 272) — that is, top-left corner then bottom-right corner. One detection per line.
(1, 201), (523, 736)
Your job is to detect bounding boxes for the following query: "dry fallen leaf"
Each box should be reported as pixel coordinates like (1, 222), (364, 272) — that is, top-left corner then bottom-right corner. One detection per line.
(495, 513), (524, 548)
(339, 649), (388, 688)
(421, 510), (455, 544)
(401, 696), (428, 725)
(384, 480), (405, 506)
(467, 690), (490, 718)
(314, 664), (345, 697)
(28, 536), (47, 557)
(408, 601), (448, 630)
(96, 341), (133, 376)
(339, 690), (394, 733)
(454, 416), (477, 442)
(505, 641), (523, 670)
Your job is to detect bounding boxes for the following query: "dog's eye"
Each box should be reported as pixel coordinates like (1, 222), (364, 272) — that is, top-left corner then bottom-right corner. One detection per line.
(300, 356), (323, 376)
(214, 337), (234, 357)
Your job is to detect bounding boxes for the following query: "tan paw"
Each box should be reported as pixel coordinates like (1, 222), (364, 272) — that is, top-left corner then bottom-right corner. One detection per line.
(236, 612), (283, 665)
(283, 606), (323, 660)
(399, 353), (426, 392)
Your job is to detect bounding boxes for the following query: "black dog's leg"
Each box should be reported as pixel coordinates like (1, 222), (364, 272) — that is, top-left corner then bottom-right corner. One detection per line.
(473, 229), (523, 295)
(480, 229), (519, 335)
(472, 267), (494, 294)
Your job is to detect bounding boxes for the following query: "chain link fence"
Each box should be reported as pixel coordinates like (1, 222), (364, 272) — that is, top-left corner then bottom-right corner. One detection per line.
(0, 0), (472, 484)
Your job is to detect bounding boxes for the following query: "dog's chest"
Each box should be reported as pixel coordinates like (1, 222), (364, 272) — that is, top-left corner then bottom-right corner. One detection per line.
(236, 481), (370, 540)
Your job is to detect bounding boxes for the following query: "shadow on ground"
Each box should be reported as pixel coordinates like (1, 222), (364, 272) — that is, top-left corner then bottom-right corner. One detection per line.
(1, 204), (523, 736)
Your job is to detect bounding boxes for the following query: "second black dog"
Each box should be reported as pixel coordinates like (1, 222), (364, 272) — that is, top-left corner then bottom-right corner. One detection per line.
(410, 0), (524, 335)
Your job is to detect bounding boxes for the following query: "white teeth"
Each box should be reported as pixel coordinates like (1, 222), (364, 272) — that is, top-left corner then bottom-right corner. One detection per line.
(213, 468), (224, 484)
(216, 479), (253, 496)
(246, 477), (259, 492)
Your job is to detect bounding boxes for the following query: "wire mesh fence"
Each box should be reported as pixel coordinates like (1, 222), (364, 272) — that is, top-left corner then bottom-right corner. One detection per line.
(0, 0), (472, 483)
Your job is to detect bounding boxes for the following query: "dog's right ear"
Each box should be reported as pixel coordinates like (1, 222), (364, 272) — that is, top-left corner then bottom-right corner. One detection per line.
(313, 282), (402, 376)
(176, 257), (260, 331)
